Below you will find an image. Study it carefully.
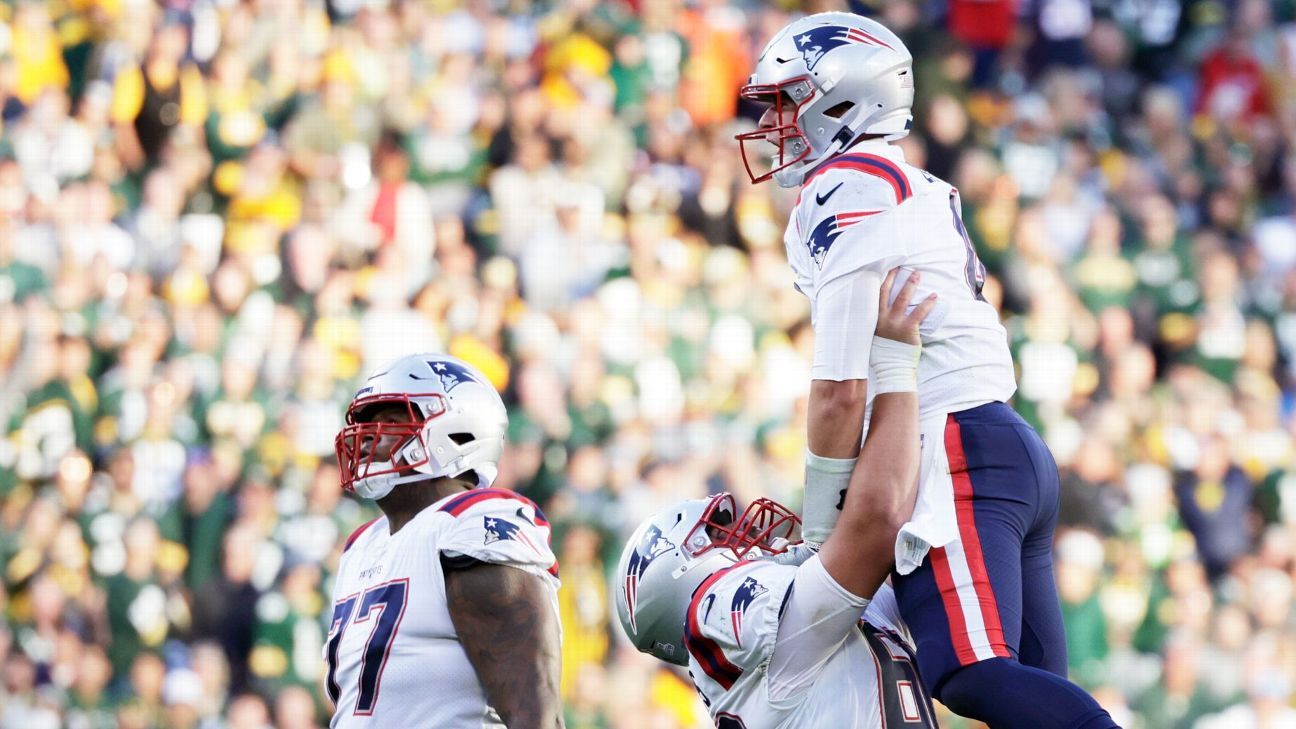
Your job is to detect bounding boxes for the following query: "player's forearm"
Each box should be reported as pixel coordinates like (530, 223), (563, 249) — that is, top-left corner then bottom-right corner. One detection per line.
(803, 378), (870, 545)
(843, 390), (920, 535)
(818, 390), (919, 597)
(446, 563), (565, 729)
(807, 379), (868, 458)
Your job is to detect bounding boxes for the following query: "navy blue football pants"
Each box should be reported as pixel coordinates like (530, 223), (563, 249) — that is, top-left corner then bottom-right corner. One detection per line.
(891, 402), (1119, 729)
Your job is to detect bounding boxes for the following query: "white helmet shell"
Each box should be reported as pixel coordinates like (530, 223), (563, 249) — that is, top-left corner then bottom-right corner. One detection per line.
(614, 497), (739, 666)
(335, 353), (508, 500)
(739, 12), (914, 188)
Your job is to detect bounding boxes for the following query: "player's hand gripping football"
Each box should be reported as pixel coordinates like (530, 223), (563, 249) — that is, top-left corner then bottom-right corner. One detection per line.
(875, 268), (937, 346)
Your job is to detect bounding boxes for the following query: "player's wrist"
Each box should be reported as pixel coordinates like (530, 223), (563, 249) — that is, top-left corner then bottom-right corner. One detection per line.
(869, 336), (920, 394)
(803, 451), (857, 545)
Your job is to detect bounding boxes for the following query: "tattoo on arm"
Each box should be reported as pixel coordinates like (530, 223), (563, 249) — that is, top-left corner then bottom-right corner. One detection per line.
(444, 560), (564, 729)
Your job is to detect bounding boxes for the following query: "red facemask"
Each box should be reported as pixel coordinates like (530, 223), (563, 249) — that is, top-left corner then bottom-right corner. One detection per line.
(685, 493), (802, 560)
(334, 392), (447, 493)
(735, 76), (816, 184)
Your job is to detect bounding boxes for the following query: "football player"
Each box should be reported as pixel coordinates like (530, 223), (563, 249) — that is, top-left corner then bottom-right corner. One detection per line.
(615, 269), (938, 728)
(325, 354), (562, 728)
(738, 12), (1119, 729)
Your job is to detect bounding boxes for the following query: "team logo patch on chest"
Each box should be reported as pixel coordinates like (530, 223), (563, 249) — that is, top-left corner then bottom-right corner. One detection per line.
(484, 516), (540, 554)
(807, 211), (880, 267)
(729, 576), (768, 646)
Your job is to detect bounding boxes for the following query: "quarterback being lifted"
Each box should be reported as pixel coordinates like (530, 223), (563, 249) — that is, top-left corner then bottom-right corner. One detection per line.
(739, 12), (1118, 729)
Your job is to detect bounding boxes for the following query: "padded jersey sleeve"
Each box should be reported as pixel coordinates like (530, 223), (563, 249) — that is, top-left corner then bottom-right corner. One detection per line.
(436, 488), (560, 584)
(765, 553), (872, 705)
(684, 560), (797, 689)
(799, 166), (911, 289)
(795, 167), (913, 381)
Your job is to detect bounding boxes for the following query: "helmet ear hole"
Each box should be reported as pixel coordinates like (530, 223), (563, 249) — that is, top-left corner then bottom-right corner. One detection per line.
(824, 101), (854, 119)
(448, 433), (475, 445)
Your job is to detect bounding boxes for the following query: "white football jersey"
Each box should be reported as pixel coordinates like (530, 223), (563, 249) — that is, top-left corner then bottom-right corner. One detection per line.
(325, 488), (560, 728)
(685, 559), (937, 729)
(783, 139), (1017, 418)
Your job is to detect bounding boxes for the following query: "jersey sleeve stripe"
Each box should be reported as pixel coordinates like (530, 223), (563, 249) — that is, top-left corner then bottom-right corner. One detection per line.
(802, 153), (912, 205)
(342, 518), (381, 554)
(684, 563), (753, 690)
(438, 487), (543, 518)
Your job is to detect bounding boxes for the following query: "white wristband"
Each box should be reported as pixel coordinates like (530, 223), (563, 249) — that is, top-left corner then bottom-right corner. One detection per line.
(869, 336), (920, 394)
(803, 451), (857, 546)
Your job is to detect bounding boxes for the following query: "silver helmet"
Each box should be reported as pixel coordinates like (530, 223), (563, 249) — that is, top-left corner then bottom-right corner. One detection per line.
(614, 494), (800, 665)
(334, 353), (508, 500)
(737, 12), (914, 188)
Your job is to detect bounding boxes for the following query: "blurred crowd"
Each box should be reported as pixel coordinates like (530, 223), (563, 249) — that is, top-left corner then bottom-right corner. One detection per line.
(1, 0), (1295, 727)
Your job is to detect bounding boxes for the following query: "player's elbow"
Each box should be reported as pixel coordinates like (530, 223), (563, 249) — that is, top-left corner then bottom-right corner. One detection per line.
(838, 473), (912, 542)
(810, 379), (868, 419)
(840, 491), (907, 541)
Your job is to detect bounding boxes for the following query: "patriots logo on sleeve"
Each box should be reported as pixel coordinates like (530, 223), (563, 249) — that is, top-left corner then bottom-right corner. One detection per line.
(624, 525), (675, 633)
(483, 516), (541, 554)
(730, 576), (768, 646)
(793, 25), (895, 71)
(807, 211), (881, 267)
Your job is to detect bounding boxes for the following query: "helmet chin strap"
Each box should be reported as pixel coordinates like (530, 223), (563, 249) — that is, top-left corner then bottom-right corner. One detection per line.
(351, 469), (435, 500)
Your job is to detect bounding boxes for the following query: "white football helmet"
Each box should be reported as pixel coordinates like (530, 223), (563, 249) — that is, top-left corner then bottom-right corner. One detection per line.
(614, 493), (800, 666)
(737, 12), (914, 188)
(334, 353), (507, 500)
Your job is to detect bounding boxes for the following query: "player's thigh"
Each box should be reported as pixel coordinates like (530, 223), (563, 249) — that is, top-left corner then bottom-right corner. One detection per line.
(893, 512), (1026, 694)
(1017, 434), (1067, 676)
(895, 412), (1045, 692)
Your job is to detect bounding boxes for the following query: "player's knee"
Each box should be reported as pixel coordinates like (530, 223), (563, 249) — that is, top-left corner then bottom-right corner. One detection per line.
(935, 657), (1122, 729)
(933, 659), (1002, 715)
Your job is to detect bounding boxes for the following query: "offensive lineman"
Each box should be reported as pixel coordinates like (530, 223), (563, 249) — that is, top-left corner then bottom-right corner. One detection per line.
(737, 12), (1118, 729)
(615, 269), (939, 728)
(324, 353), (563, 728)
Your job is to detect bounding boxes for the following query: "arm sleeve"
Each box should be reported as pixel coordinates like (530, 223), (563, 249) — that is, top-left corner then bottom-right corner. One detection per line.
(810, 267), (883, 381)
(766, 553), (871, 706)
(438, 495), (559, 584)
(800, 172), (910, 381)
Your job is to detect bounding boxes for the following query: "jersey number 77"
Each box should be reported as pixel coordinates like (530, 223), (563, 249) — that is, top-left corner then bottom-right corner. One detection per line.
(326, 579), (410, 715)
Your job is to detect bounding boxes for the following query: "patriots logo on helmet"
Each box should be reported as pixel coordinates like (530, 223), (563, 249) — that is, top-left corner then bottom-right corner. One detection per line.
(624, 525), (675, 633)
(807, 211), (880, 267)
(793, 25), (895, 71)
(483, 516), (541, 554)
(729, 576), (767, 646)
(414, 359), (481, 391)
